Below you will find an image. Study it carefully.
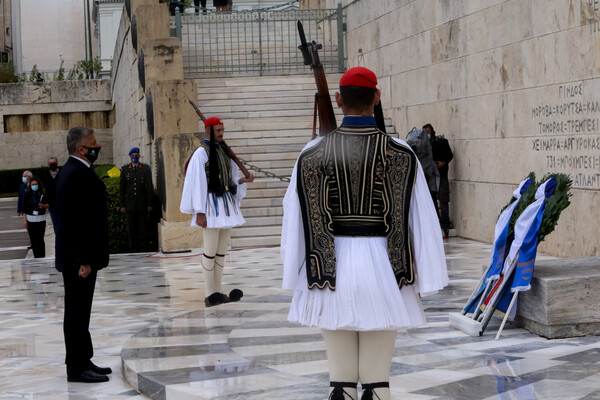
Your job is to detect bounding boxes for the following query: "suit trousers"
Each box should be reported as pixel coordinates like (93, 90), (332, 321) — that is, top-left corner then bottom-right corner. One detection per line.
(26, 220), (46, 258)
(63, 268), (97, 374)
(126, 210), (148, 252)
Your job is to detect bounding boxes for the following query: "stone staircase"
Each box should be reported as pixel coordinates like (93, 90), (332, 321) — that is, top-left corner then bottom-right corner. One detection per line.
(194, 74), (397, 249)
(195, 74), (340, 248)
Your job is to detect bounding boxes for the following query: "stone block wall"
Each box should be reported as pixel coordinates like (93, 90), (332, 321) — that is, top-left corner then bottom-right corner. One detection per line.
(110, 0), (201, 251)
(323, 0), (600, 257)
(0, 80), (113, 170)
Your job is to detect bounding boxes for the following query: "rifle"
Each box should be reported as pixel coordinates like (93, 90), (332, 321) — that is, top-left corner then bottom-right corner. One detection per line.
(185, 95), (252, 179)
(297, 21), (387, 136)
(297, 21), (337, 139)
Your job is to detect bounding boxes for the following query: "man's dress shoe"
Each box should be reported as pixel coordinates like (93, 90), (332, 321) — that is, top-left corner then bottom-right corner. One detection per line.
(89, 363), (112, 375)
(67, 369), (109, 383)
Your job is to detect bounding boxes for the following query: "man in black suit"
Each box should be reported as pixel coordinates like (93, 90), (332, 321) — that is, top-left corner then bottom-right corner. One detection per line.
(55, 126), (111, 383)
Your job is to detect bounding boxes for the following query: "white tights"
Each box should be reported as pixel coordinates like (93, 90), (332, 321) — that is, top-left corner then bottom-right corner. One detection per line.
(200, 228), (231, 295)
(322, 329), (397, 400)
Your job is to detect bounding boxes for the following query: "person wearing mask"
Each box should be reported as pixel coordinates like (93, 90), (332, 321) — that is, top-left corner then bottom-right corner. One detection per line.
(55, 126), (111, 383)
(120, 147), (154, 252)
(22, 177), (49, 258)
(17, 170), (32, 216)
(41, 157), (60, 232)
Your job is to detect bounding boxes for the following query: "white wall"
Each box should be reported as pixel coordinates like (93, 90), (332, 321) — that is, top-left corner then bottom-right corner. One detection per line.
(96, 2), (123, 74)
(12, 0), (97, 74)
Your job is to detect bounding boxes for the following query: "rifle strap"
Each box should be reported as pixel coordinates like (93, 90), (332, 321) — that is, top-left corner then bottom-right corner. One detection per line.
(312, 94), (318, 139)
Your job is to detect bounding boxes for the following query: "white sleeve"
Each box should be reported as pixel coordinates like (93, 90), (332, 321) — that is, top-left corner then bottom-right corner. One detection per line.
(231, 160), (247, 204)
(393, 138), (449, 295)
(180, 148), (208, 216)
(280, 138), (322, 291)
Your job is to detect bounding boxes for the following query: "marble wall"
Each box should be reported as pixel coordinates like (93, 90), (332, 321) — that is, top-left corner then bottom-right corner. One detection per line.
(321, 0), (600, 257)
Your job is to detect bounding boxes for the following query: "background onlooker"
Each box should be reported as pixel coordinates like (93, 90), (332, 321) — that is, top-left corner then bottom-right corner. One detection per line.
(22, 177), (48, 258)
(41, 157), (60, 233)
(17, 170), (32, 216)
(423, 123), (454, 238)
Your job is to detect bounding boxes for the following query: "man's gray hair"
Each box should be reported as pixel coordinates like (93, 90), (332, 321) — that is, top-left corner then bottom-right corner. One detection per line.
(23, 170), (33, 179)
(67, 126), (94, 155)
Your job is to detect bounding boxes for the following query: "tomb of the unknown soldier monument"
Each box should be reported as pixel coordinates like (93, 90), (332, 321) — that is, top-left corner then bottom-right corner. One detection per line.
(1, 0), (600, 398)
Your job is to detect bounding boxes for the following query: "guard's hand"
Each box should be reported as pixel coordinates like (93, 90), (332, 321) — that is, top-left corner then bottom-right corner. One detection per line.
(239, 173), (255, 184)
(196, 213), (207, 228)
(120, 207), (126, 213)
(435, 161), (446, 169)
(147, 206), (153, 212)
(79, 264), (92, 278)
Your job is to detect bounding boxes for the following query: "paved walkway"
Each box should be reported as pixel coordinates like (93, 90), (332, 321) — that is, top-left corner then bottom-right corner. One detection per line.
(1, 238), (599, 399)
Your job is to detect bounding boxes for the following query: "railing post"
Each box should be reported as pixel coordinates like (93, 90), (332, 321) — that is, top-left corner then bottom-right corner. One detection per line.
(336, 3), (345, 73)
(258, 9), (263, 76)
(175, 8), (182, 40)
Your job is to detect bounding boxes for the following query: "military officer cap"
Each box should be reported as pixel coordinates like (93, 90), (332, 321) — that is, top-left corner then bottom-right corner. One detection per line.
(129, 147), (140, 155)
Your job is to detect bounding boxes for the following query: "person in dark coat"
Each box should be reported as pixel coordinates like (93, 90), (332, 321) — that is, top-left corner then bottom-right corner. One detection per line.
(55, 126), (111, 383)
(17, 170), (32, 216)
(120, 147), (154, 252)
(423, 123), (454, 238)
(41, 157), (60, 232)
(22, 177), (49, 258)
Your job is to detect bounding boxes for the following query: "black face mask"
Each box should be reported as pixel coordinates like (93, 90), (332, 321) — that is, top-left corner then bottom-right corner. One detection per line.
(49, 163), (58, 171)
(83, 146), (101, 164)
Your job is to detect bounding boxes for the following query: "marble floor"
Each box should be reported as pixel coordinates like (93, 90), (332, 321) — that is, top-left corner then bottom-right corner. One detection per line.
(1, 238), (600, 400)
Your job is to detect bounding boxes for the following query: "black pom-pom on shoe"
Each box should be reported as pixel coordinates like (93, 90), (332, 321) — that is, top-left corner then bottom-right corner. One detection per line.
(205, 292), (225, 307)
(229, 289), (243, 302)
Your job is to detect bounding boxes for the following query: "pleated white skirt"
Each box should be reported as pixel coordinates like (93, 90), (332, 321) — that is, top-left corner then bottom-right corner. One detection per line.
(287, 236), (426, 331)
(190, 193), (245, 229)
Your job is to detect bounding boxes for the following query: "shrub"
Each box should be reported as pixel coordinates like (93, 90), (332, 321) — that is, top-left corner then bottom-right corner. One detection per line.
(0, 60), (19, 83)
(95, 164), (160, 253)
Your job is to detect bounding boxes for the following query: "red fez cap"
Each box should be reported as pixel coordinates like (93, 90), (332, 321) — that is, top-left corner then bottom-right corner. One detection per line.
(204, 117), (223, 127)
(339, 67), (378, 88)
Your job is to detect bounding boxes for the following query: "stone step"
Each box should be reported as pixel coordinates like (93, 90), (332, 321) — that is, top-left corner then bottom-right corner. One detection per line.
(241, 197), (283, 208)
(230, 224), (281, 238)
(241, 205), (283, 217)
(231, 234), (281, 248)
(243, 187), (287, 199)
(241, 178), (289, 190)
(238, 215), (283, 227)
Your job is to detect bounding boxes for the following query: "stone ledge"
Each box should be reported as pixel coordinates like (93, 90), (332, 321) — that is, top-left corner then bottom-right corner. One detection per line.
(517, 257), (600, 339)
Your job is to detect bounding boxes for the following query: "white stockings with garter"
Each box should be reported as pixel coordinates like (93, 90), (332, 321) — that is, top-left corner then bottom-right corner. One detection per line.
(201, 228), (231, 295)
(322, 329), (396, 400)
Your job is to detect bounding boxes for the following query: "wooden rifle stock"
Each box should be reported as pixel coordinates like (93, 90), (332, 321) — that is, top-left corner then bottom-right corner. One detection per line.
(297, 21), (337, 138)
(185, 96), (251, 179)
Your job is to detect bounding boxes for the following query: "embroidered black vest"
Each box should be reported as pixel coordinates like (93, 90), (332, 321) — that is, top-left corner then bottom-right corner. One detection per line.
(201, 141), (233, 195)
(297, 125), (417, 290)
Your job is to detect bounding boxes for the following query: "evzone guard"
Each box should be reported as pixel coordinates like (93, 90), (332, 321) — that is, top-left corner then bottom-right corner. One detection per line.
(180, 117), (255, 307)
(281, 67), (448, 400)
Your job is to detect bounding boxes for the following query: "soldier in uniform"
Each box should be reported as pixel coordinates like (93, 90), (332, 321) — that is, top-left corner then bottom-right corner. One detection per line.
(281, 67), (448, 400)
(120, 147), (154, 252)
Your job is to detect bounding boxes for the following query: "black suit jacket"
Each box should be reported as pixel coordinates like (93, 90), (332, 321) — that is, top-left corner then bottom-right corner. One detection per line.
(55, 157), (109, 273)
